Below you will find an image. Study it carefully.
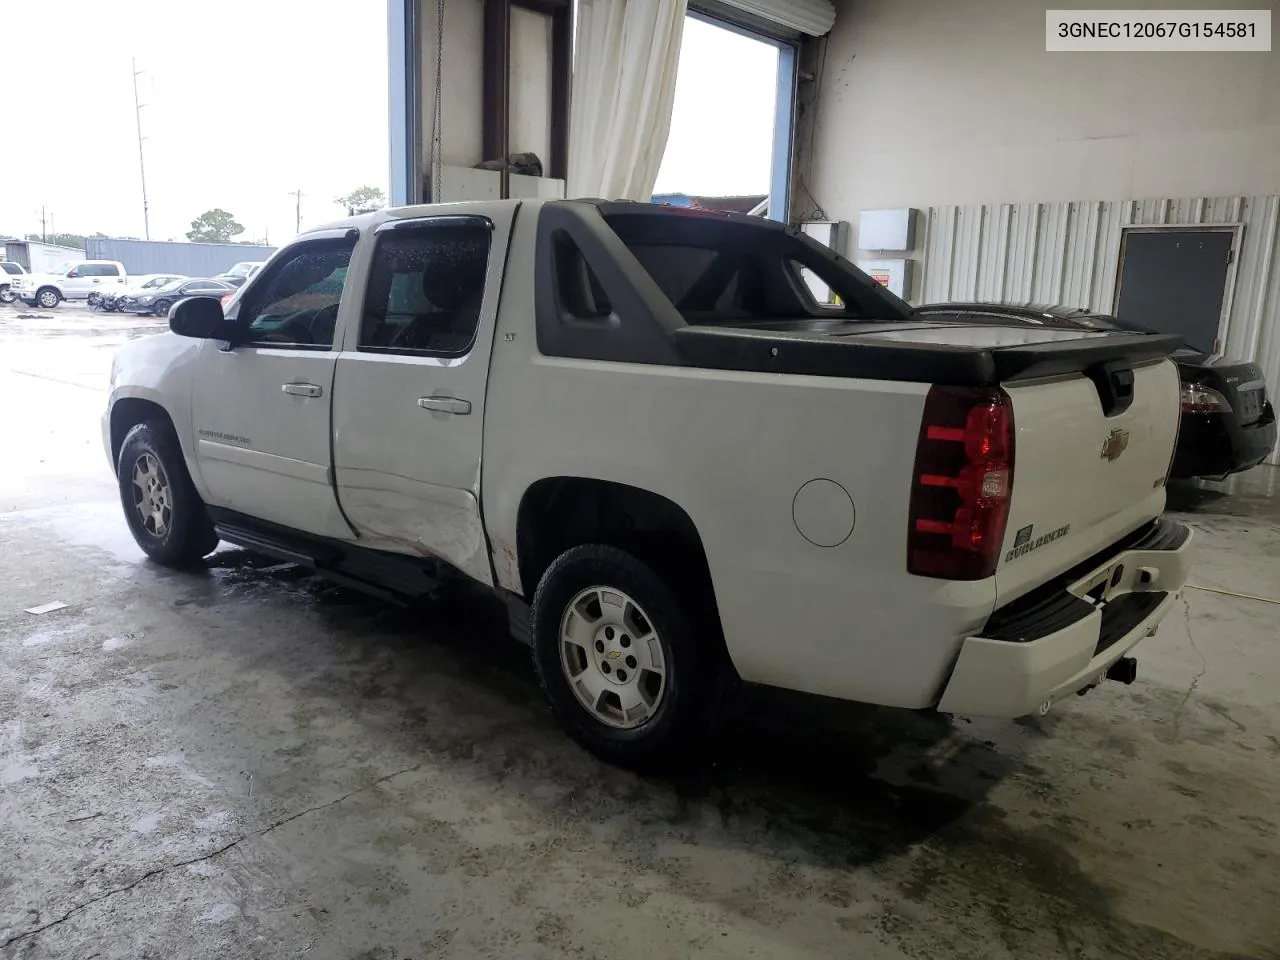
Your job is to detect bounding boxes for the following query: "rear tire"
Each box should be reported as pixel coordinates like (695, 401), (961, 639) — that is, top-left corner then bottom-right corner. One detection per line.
(117, 421), (219, 567)
(36, 287), (60, 309)
(531, 544), (725, 770)
(152, 298), (172, 317)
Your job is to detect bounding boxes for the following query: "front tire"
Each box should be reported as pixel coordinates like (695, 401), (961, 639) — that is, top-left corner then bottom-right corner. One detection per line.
(117, 421), (219, 567)
(36, 287), (60, 309)
(531, 544), (722, 769)
(0, 288), (14, 304)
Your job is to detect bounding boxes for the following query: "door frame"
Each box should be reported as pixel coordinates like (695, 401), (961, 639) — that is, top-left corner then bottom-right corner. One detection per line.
(1112, 223), (1242, 354)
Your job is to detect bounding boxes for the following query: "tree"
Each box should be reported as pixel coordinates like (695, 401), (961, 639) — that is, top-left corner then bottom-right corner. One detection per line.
(187, 209), (245, 243)
(336, 185), (386, 216)
(27, 232), (89, 250)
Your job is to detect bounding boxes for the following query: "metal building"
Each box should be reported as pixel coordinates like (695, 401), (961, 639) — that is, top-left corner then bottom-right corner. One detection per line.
(83, 238), (277, 278)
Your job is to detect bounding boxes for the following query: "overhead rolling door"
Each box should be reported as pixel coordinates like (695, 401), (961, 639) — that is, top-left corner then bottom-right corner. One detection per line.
(696, 0), (836, 36)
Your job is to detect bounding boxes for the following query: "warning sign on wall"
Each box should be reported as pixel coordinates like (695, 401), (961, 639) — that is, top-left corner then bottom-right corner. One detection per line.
(856, 258), (913, 298)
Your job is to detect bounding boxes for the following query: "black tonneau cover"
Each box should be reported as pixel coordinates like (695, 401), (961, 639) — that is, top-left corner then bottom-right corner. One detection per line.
(673, 325), (1183, 386)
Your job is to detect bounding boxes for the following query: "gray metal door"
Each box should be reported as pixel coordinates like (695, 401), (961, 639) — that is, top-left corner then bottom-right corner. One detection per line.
(1115, 230), (1232, 353)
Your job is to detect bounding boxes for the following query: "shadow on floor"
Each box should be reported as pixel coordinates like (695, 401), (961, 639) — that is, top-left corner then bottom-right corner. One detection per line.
(191, 547), (1011, 870)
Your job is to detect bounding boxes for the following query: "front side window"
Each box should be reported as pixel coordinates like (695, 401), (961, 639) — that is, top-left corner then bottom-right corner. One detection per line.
(238, 238), (355, 348)
(359, 220), (491, 356)
(1, 262), (22, 275)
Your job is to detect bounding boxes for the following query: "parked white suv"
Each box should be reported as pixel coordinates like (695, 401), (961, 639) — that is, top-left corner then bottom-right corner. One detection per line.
(102, 200), (1194, 767)
(0, 260), (25, 303)
(11, 260), (127, 308)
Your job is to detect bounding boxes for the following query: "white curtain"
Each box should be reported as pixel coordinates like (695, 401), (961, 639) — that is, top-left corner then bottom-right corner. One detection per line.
(567, 0), (688, 201)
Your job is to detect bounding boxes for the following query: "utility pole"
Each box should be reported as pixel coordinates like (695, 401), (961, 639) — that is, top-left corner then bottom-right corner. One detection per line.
(39, 206), (47, 242)
(132, 58), (151, 240)
(289, 189), (303, 233)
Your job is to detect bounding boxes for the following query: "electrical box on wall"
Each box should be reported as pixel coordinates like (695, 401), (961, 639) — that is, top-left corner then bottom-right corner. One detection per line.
(856, 258), (913, 299)
(800, 220), (849, 256)
(859, 208), (916, 252)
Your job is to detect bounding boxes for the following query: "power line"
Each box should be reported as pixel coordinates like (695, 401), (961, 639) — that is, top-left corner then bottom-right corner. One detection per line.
(132, 58), (151, 240)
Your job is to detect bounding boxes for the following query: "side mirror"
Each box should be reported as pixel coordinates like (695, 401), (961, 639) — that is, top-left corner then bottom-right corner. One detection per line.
(170, 297), (236, 341)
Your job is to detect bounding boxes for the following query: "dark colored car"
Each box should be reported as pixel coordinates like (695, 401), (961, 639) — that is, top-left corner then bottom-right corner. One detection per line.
(914, 302), (1276, 480)
(128, 278), (236, 316)
(214, 260), (265, 288)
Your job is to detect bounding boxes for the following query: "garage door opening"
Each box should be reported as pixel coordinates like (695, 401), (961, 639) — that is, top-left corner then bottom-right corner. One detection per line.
(652, 14), (794, 220)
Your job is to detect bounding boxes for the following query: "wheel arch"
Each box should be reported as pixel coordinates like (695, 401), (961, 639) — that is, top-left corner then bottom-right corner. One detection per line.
(109, 396), (178, 473)
(513, 477), (722, 634)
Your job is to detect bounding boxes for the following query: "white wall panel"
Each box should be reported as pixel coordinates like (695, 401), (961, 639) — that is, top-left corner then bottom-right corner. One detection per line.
(920, 194), (1280, 464)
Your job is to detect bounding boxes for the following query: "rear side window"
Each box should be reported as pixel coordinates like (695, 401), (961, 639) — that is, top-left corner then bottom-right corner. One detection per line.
(82, 263), (120, 277)
(359, 219), (491, 356)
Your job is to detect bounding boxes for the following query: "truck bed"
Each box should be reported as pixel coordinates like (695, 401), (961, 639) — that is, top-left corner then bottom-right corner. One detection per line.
(672, 319), (1183, 386)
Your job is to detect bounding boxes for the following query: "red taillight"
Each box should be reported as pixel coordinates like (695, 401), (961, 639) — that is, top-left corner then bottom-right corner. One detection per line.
(907, 387), (1014, 580)
(1180, 381), (1231, 414)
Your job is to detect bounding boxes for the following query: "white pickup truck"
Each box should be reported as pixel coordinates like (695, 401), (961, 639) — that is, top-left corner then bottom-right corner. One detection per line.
(103, 200), (1193, 766)
(13, 259), (127, 307)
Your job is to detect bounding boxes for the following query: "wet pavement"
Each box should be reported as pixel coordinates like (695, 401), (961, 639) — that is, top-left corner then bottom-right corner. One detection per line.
(2, 302), (1279, 959)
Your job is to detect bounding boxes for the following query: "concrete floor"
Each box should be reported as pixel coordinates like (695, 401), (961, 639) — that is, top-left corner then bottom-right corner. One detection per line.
(2, 302), (1279, 960)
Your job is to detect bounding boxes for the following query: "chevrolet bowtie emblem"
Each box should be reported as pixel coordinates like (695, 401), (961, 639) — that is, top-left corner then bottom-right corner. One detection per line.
(1100, 428), (1130, 461)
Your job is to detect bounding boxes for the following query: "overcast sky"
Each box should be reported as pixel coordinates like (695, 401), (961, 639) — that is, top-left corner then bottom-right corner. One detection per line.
(0, 0), (390, 245)
(654, 17), (778, 197)
(0, 3), (774, 246)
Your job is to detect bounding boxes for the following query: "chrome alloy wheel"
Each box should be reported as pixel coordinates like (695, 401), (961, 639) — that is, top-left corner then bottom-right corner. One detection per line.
(559, 586), (667, 729)
(131, 453), (173, 538)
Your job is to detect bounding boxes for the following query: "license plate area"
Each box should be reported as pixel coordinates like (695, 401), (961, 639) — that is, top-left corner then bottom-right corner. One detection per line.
(1073, 557), (1131, 606)
(1237, 386), (1263, 424)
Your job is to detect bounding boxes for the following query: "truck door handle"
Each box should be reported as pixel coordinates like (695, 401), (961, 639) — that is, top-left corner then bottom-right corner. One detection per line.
(417, 396), (471, 415)
(282, 382), (323, 398)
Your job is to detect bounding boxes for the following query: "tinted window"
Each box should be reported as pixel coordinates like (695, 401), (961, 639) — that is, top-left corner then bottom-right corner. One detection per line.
(603, 213), (912, 324)
(1, 262), (21, 275)
(240, 239), (354, 348)
(359, 220), (491, 356)
(81, 263), (120, 277)
(184, 281), (224, 293)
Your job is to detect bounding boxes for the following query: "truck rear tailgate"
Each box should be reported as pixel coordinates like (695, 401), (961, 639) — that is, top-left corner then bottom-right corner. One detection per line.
(996, 357), (1181, 605)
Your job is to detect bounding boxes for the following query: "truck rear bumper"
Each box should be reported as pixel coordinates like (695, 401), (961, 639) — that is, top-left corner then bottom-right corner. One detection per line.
(937, 518), (1193, 718)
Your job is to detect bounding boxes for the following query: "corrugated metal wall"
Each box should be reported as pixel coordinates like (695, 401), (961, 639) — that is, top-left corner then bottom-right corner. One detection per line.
(919, 195), (1280, 464)
(84, 238), (277, 278)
